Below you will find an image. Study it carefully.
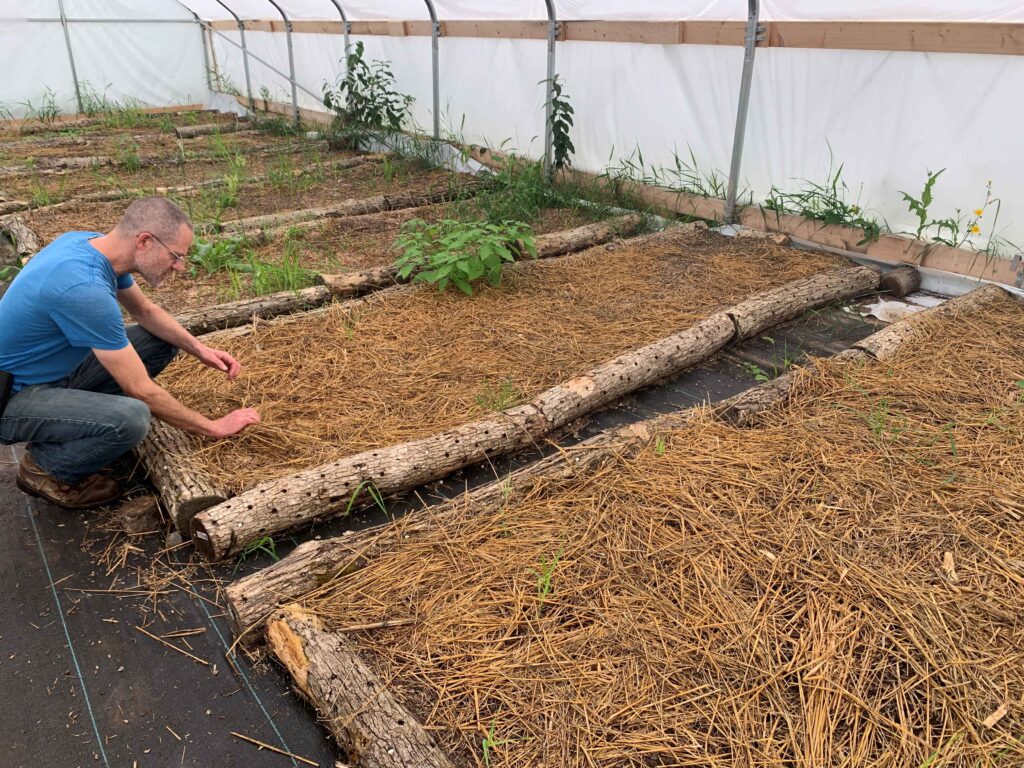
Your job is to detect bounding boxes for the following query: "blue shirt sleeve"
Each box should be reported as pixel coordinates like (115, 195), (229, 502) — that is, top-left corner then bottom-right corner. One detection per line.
(117, 273), (135, 290)
(50, 282), (130, 351)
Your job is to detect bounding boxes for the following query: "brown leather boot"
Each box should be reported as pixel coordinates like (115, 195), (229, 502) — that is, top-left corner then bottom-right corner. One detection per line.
(16, 454), (121, 510)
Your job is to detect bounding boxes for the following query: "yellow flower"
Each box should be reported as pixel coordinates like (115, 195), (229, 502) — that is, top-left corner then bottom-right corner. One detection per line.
(973, 208), (984, 217)
(971, 225), (981, 234)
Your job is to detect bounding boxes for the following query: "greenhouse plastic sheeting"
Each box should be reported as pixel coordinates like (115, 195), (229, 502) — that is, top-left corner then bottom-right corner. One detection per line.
(3, 1), (1023, 250)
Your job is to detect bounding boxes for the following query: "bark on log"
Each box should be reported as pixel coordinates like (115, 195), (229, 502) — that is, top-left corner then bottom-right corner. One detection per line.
(226, 283), (1010, 637)
(173, 286), (332, 335)
(173, 122), (246, 139)
(0, 155), (112, 178)
(192, 266), (879, 561)
(879, 265), (921, 298)
(317, 213), (647, 299)
(268, 607), (455, 768)
(134, 420), (231, 532)
(0, 215), (41, 259)
(0, 201), (28, 216)
(218, 179), (490, 235)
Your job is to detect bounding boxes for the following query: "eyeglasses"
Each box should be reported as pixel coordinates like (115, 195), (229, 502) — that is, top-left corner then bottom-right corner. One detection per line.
(146, 232), (188, 264)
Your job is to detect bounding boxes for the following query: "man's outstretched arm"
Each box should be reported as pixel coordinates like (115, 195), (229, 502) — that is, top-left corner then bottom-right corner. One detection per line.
(93, 345), (259, 438)
(118, 283), (241, 379)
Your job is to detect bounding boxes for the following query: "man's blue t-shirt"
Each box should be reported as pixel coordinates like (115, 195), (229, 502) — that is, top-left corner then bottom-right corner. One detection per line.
(0, 232), (134, 391)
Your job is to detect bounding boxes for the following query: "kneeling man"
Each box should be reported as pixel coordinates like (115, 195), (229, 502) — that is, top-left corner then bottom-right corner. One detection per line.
(0, 197), (259, 509)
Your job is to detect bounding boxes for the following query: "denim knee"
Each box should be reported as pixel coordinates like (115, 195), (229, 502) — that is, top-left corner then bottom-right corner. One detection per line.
(115, 399), (152, 447)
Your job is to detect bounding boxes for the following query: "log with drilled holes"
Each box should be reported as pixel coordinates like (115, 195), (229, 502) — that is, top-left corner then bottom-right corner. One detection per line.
(0, 155), (112, 178)
(135, 421), (232, 532)
(174, 214), (646, 335)
(190, 266), (879, 560)
(226, 283), (1008, 637)
(268, 607), (455, 768)
(217, 179), (492, 235)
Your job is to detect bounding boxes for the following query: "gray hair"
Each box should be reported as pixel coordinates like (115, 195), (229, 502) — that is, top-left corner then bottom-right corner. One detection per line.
(115, 196), (193, 242)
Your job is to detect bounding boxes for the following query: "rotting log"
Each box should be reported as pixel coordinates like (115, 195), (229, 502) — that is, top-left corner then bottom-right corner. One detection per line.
(879, 265), (921, 298)
(173, 286), (333, 335)
(174, 122), (246, 139)
(0, 215), (41, 259)
(268, 607), (455, 768)
(134, 421), (231, 532)
(218, 179), (491, 235)
(0, 155), (112, 178)
(192, 266), (879, 561)
(227, 282), (1011, 636)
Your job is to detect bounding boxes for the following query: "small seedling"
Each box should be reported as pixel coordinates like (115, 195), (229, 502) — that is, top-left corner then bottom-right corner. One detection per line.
(654, 435), (667, 456)
(232, 535), (280, 574)
(743, 361), (770, 383)
(189, 236), (250, 276)
(481, 721), (517, 768)
(530, 548), (563, 613)
(344, 480), (387, 517)
(116, 140), (141, 173)
(474, 380), (523, 411)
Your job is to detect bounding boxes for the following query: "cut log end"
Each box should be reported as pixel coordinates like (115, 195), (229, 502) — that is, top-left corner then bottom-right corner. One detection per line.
(174, 495), (230, 536)
(879, 264), (922, 298)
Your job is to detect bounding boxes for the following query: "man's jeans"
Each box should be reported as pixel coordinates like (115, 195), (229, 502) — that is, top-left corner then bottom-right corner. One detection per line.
(0, 326), (177, 483)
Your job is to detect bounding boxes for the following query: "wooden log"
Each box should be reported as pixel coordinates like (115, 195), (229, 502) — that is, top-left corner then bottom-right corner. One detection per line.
(879, 264), (921, 298)
(192, 266), (878, 561)
(134, 420), (231, 532)
(218, 179), (490, 235)
(173, 286), (333, 335)
(0, 215), (41, 259)
(0, 201), (28, 216)
(268, 607), (455, 768)
(0, 155), (112, 178)
(227, 282), (1009, 636)
(173, 122), (246, 139)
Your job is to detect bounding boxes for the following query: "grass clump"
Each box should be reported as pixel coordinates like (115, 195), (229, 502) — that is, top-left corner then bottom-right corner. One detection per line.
(393, 218), (536, 295)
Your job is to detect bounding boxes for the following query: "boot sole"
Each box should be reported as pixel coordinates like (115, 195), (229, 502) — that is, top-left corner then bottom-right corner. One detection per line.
(16, 477), (121, 510)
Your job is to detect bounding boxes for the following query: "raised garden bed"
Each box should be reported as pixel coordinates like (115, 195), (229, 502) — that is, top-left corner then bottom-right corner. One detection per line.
(152, 200), (618, 315)
(138, 228), (869, 550)
(246, 285), (1024, 768)
(21, 156), (463, 244)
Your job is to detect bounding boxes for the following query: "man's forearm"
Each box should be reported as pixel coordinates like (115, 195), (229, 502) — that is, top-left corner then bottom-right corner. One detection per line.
(133, 381), (219, 437)
(132, 302), (203, 356)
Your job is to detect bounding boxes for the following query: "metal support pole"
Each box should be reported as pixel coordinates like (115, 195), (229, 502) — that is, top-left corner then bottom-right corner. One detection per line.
(326, 0), (352, 84)
(543, 0), (559, 183)
(213, 0), (255, 111)
(723, 0), (763, 224)
(195, 15), (214, 92)
(423, 0), (441, 139)
(55, 0), (84, 114)
(266, 0), (301, 127)
(206, 27), (324, 104)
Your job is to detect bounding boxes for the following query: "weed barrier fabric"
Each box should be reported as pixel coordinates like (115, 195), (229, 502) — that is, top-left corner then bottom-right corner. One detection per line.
(266, 286), (1024, 768)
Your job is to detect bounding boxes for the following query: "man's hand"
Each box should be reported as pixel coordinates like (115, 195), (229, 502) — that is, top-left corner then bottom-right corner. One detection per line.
(208, 408), (261, 438)
(195, 344), (242, 381)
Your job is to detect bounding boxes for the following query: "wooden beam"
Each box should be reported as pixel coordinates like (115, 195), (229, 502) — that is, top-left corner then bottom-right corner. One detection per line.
(207, 18), (1024, 56)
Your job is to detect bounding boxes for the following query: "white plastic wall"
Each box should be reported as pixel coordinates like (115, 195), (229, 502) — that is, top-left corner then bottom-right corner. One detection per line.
(2, 1), (1023, 250)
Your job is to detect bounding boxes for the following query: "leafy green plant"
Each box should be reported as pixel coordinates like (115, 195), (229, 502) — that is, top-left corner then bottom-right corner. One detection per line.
(30, 182), (56, 208)
(19, 88), (61, 125)
(0, 265), (21, 282)
(232, 535), (280, 574)
(189, 236), (250, 276)
(246, 240), (317, 296)
(601, 144), (731, 203)
(322, 41), (413, 148)
(542, 75), (575, 172)
(394, 219), (536, 295)
(764, 163), (882, 245)
(900, 172), (1011, 253)
(742, 361), (770, 383)
(654, 435), (667, 456)
(474, 380), (523, 411)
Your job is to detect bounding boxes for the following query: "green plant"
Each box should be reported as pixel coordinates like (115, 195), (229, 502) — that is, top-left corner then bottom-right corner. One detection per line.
(394, 219), (536, 295)
(189, 236), (251, 277)
(344, 480), (387, 516)
(30, 182), (55, 208)
(0, 265), (21, 282)
(474, 380), (523, 411)
(19, 87), (61, 125)
(0, 102), (13, 121)
(743, 362), (770, 383)
(530, 548), (563, 612)
(481, 721), (517, 768)
(232, 535), (280, 574)
(765, 162), (882, 245)
(322, 41), (413, 148)
(654, 435), (667, 456)
(116, 140), (141, 173)
(542, 75), (575, 172)
(246, 240), (317, 296)
(601, 144), (731, 203)
(900, 172), (1011, 254)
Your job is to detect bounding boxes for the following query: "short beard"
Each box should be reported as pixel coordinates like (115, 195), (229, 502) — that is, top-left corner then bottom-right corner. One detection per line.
(138, 266), (168, 288)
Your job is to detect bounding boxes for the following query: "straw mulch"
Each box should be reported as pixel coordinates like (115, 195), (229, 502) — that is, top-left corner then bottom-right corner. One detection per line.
(160, 229), (846, 492)
(295, 291), (1024, 767)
